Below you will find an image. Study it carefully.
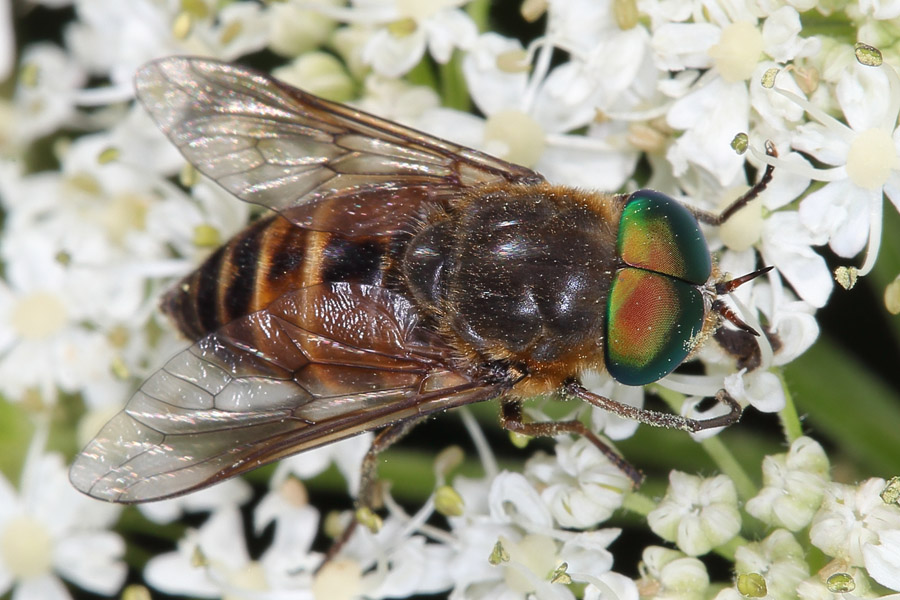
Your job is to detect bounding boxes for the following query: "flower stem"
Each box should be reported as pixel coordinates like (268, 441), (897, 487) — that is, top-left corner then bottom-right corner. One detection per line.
(466, 0), (491, 32)
(622, 491), (656, 516)
(656, 387), (758, 501)
(700, 435), (757, 502)
(439, 51), (470, 111)
(777, 370), (803, 443)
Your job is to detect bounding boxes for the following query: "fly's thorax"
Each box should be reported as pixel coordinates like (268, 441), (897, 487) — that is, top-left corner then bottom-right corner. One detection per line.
(402, 183), (624, 375)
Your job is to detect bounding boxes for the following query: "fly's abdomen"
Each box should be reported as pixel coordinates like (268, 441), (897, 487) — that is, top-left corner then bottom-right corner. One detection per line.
(162, 214), (396, 340)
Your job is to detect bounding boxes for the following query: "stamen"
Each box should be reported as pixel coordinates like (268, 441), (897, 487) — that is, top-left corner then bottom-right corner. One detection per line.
(857, 194), (884, 276)
(522, 38), (553, 113)
(459, 407), (498, 478)
(748, 145), (846, 182)
(769, 86), (853, 144)
(878, 61), (900, 132)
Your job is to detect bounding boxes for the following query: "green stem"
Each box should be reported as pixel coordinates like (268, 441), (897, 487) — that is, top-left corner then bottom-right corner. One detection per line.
(797, 11), (855, 41)
(776, 370), (803, 444)
(700, 435), (757, 502)
(439, 51), (470, 111)
(406, 57), (438, 91)
(622, 491), (656, 517)
(466, 0), (491, 32)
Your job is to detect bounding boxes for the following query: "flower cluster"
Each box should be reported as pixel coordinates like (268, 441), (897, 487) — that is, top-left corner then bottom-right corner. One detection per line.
(2, 0), (900, 599)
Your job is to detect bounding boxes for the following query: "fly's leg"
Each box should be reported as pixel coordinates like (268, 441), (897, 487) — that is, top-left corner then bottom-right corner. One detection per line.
(563, 380), (742, 433)
(499, 400), (643, 487)
(319, 417), (424, 570)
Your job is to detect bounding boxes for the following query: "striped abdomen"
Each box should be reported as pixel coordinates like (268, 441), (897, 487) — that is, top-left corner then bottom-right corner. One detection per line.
(162, 214), (397, 341)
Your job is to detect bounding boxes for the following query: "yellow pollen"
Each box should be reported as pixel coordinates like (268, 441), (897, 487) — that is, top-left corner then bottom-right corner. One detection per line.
(1, 516), (54, 580)
(12, 291), (67, 340)
(846, 128), (897, 190)
(708, 22), (763, 83)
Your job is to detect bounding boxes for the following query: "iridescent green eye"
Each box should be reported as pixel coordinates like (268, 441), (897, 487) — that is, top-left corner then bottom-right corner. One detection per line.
(605, 268), (706, 386)
(618, 190), (711, 284)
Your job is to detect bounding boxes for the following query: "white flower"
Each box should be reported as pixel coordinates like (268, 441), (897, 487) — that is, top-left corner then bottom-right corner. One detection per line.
(352, 75), (441, 125)
(580, 371), (645, 440)
(795, 568), (875, 600)
(0, 435), (125, 599)
(752, 281), (821, 366)
(858, 0), (900, 20)
(145, 504), (317, 598)
(525, 436), (630, 529)
(650, 6), (818, 187)
(137, 478), (253, 526)
(10, 43), (86, 147)
(67, 0), (270, 94)
(862, 529), (900, 591)
(723, 370), (785, 415)
(746, 436), (830, 531)
(733, 529), (809, 600)
(312, 0), (477, 77)
(760, 56), (900, 276)
(445, 471), (627, 599)
(340, 515), (456, 599)
(810, 478), (900, 588)
(636, 546), (710, 600)
(272, 51), (355, 101)
(256, 478), (326, 587)
(542, 0), (664, 118)
(665, 76), (751, 187)
(267, 0), (342, 58)
(647, 471), (741, 556)
(419, 32), (639, 190)
(272, 433), (372, 498)
(0, 219), (123, 402)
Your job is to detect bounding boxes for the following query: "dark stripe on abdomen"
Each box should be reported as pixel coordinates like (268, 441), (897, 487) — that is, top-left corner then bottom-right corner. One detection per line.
(162, 217), (276, 341)
(320, 237), (385, 286)
(220, 222), (263, 323)
(162, 216), (397, 341)
(160, 244), (226, 340)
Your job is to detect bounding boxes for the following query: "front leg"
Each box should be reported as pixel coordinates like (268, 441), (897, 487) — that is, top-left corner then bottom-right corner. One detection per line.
(563, 380), (743, 433)
(499, 399), (643, 487)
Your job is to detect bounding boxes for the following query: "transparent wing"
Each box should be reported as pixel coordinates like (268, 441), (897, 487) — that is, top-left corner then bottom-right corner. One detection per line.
(134, 56), (544, 218)
(70, 283), (500, 503)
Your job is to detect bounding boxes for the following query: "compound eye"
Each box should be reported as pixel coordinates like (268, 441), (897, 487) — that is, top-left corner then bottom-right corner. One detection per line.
(618, 190), (712, 284)
(605, 268), (705, 386)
